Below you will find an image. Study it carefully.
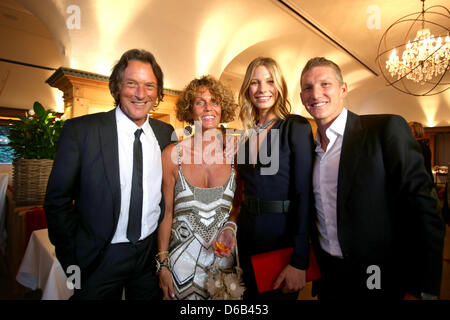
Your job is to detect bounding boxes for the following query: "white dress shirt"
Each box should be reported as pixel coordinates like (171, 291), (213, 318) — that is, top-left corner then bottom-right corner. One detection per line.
(313, 108), (348, 258)
(111, 106), (162, 244)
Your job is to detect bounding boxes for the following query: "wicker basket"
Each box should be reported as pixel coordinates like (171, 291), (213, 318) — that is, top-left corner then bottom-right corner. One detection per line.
(12, 158), (54, 206)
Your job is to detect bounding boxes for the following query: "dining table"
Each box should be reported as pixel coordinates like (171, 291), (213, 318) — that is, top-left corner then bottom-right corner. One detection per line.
(16, 228), (73, 300)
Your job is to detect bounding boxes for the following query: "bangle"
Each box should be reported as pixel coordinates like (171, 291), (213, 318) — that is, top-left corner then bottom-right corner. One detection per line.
(156, 251), (169, 257)
(221, 226), (236, 237)
(224, 221), (237, 232)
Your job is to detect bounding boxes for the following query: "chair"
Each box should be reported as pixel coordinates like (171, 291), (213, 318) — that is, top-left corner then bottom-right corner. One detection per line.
(25, 207), (47, 245)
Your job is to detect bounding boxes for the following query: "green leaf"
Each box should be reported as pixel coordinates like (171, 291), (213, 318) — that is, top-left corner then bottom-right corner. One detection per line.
(33, 101), (45, 119)
(8, 101), (65, 160)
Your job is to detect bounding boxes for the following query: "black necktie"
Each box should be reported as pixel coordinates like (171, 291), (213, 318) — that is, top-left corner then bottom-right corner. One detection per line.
(127, 128), (143, 244)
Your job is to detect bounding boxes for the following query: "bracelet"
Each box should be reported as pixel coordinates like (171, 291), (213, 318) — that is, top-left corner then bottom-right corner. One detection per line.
(156, 256), (171, 274)
(224, 221), (237, 232)
(156, 251), (169, 257)
(221, 226), (236, 237)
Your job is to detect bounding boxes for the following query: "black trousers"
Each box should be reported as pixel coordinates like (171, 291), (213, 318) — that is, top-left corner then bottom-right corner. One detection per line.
(314, 248), (404, 300)
(71, 233), (161, 300)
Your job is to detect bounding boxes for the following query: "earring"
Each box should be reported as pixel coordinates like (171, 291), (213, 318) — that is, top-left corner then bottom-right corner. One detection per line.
(184, 125), (193, 136)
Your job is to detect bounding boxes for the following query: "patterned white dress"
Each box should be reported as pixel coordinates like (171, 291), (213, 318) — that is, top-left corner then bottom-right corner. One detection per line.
(169, 144), (236, 300)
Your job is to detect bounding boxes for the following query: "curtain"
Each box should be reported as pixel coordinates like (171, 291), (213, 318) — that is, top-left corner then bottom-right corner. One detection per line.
(435, 133), (450, 167)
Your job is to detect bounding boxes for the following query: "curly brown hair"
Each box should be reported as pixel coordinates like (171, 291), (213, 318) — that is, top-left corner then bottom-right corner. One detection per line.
(176, 75), (237, 125)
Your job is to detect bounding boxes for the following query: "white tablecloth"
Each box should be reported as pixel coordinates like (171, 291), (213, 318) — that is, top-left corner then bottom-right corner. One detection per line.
(16, 228), (73, 300)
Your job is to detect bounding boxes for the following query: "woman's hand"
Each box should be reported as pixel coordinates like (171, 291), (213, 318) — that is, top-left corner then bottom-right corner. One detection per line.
(158, 267), (175, 300)
(213, 227), (236, 258)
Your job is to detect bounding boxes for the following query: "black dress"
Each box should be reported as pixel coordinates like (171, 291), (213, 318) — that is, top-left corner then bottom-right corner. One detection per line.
(236, 115), (314, 299)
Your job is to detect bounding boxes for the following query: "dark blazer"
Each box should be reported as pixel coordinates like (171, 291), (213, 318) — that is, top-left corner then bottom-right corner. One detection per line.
(44, 108), (175, 273)
(312, 110), (445, 296)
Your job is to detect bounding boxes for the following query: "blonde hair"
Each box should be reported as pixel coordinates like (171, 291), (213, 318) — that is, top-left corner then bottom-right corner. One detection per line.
(301, 57), (344, 85)
(409, 121), (425, 138)
(238, 57), (291, 130)
(176, 75), (237, 125)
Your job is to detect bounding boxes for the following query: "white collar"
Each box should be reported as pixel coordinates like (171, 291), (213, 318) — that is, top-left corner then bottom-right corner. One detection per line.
(314, 108), (348, 146)
(116, 105), (150, 136)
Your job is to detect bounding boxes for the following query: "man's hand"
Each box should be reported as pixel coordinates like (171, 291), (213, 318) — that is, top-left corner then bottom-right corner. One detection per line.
(273, 264), (306, 293)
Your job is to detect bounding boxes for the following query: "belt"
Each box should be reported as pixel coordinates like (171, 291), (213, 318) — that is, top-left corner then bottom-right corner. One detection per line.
(243, 196), (290, 215)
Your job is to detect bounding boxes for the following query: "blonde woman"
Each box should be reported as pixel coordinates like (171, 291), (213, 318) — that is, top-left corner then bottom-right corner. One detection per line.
(221, 57), (314, 299)
(409, 121), (432, 179)
(157, 75), (239, 300)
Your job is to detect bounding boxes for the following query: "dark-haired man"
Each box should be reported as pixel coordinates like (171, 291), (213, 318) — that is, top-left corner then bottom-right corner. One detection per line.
(45, 49), (175, 299)
(300, 57), (445, 300)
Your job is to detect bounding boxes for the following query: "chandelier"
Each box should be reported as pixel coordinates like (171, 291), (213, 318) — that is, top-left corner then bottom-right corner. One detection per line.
(376, 0), (449, 96)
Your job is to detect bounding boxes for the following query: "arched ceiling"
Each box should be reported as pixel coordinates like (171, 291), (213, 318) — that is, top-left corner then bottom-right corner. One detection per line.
(0, 0), (448, 126)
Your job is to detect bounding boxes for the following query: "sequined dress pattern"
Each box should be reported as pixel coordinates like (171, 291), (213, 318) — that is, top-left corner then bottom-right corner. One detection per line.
(169, 144), (236, 300)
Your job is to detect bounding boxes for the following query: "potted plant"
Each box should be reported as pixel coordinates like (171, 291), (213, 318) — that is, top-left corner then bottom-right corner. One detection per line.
(8, 101), (65, 205)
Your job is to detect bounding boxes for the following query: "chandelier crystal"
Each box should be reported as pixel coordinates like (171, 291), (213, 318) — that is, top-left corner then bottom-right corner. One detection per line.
(376, 0), (449, 96)
(386, 28), (450, 83)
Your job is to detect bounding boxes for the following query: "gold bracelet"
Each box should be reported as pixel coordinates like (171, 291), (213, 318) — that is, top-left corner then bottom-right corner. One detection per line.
(156, 251), (169, 257)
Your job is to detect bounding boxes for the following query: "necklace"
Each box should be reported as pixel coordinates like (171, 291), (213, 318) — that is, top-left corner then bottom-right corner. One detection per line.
(254, 118), (275, 133)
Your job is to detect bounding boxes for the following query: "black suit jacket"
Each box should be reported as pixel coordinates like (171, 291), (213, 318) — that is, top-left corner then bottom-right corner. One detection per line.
(312, 110), (445, 296)
(44, 108), (175, 273)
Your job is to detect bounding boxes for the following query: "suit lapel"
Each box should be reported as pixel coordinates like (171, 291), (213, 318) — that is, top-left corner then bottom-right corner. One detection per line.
(337, 111), (366, 221)
(147, 117), (167, 222)
(99, 109), (121, 223)
(148, 117), (163, 150)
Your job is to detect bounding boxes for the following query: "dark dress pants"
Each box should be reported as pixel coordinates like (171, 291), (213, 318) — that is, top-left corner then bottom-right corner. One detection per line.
(314, 247), (404, 300)
(71, 232), (161, 300)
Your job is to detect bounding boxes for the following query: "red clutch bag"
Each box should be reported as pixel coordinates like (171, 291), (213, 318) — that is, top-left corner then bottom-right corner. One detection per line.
(251, 246), (321, 293)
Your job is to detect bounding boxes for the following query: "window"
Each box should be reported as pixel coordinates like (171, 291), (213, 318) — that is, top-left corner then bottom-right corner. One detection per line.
(0, 125), (13, 163)
(0, 107), (26, 163)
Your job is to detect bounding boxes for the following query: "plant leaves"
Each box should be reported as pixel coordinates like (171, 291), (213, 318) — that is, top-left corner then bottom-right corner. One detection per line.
(33, 101), (45, 119)
(8, 101), (65, 160)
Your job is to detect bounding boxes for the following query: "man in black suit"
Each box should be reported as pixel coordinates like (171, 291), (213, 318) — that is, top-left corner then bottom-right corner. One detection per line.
(44, 49), (175, 299)
(300, 57), (445, 300)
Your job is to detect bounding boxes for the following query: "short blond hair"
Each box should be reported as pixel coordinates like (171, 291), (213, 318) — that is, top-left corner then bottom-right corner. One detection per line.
(301, 57), (344, 85)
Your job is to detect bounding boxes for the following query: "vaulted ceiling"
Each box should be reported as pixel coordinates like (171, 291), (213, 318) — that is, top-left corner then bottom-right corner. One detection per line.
(0, 0), (449, 126)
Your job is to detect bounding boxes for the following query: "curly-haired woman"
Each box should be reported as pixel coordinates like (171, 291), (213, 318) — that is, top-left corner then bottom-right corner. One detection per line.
(157, 75), (240, 300)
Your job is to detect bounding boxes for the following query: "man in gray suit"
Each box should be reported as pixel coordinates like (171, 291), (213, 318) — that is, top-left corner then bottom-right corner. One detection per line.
(45, 49), (175, 299)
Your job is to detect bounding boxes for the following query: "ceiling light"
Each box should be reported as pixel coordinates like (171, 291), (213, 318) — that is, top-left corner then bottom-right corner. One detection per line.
(376, 0), (449, 96)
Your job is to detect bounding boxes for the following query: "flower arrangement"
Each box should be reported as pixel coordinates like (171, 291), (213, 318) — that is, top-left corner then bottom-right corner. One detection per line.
(8, 101), (65, 160)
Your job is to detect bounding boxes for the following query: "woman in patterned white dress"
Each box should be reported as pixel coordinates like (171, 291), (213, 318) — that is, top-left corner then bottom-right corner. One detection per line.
(157, 75), (240, 300)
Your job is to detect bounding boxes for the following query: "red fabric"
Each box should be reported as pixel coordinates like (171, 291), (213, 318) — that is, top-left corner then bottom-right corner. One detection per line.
(251, 245), (321, 293)
(25, 207), (47, 244)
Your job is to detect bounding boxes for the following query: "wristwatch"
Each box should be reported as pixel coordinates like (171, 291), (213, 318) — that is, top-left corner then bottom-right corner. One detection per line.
(156, 256), (170, 274)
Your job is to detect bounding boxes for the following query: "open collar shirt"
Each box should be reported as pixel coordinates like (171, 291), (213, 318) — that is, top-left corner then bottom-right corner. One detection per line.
(312, 108), (348, 258)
